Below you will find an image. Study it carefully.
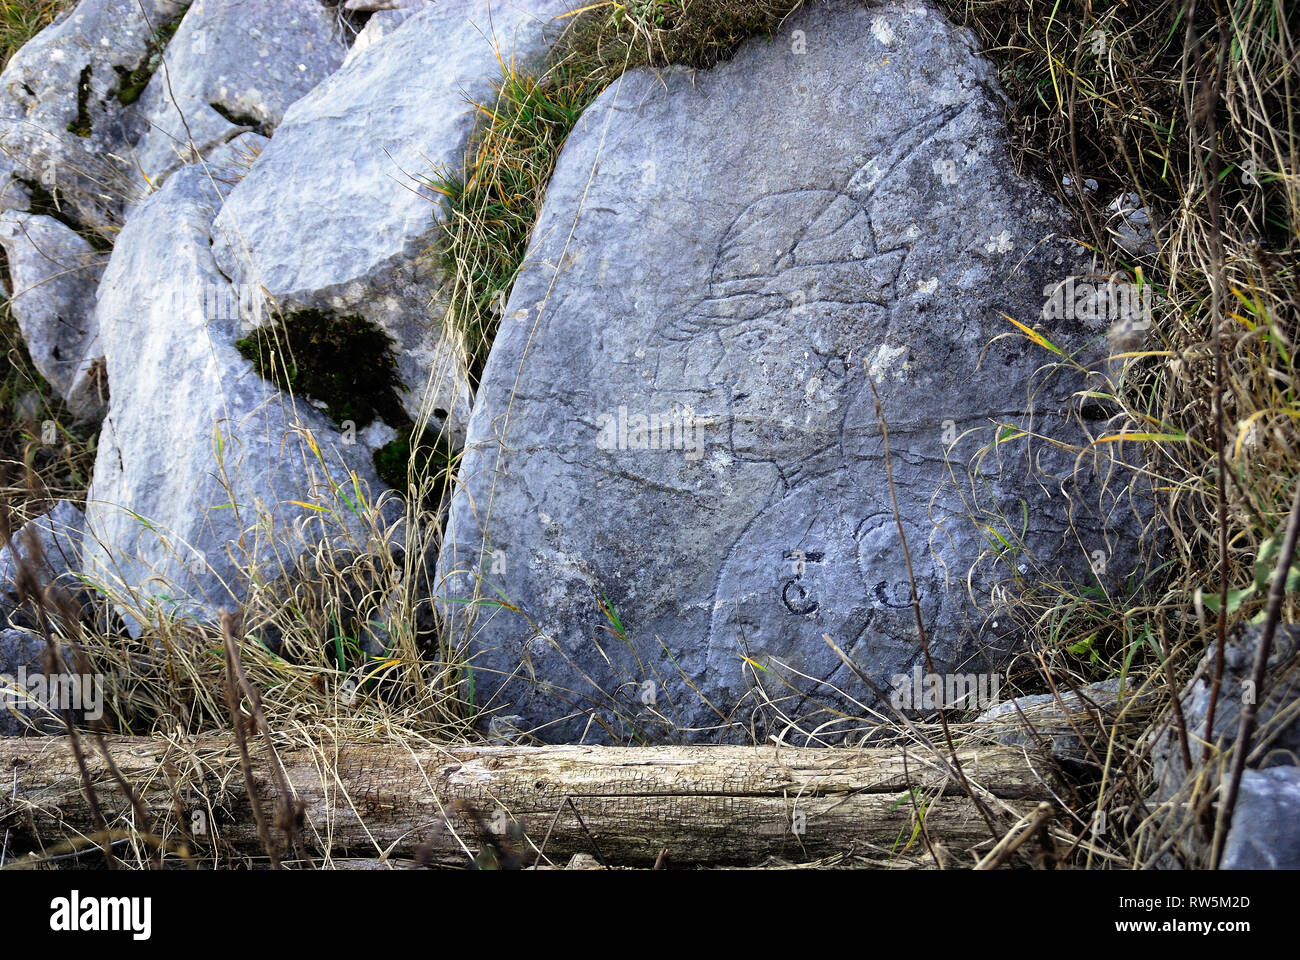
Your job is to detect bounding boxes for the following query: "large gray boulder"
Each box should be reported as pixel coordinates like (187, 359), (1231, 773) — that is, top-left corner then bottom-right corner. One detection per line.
(81, 158), (392, 630)
(1221, 767), (1300, 869)
(128, 0), (345, 193)
(436, 0), (1147, 743)
(0, 0), (191, 235)
(211, 0), (573, 438)
(0, 212), (105, 418)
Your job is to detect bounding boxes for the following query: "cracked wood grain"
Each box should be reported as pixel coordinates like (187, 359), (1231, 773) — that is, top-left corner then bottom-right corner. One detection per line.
(1, 737), (1057, 866)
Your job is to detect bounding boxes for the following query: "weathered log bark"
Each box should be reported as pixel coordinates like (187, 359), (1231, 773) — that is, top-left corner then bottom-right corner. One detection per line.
(0, 736), (1058, 867)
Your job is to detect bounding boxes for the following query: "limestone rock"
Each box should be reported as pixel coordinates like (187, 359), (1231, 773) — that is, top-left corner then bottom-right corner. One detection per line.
(1141, 624), (1300, 868)
(341, 10), (420, 67)
(0, 212), (106, 419)
(1221, 767), (1300, 869)
(81, 161), (391, 629)
(436, 0), (1148, 743)
(193, 129), (268, 188)
(0, 151), (29, 213)
(1150, 624), (1300, 800)
(0, 627), (50, 735)
(973, 678), (1160, 765)
(129, 0), (345, 193)
(0, 500), (86, 627)
(211, 0), (573, 437)
(0, 0), (191, 235)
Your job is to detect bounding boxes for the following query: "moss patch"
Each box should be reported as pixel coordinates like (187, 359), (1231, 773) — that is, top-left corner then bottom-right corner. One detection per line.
(237, 310), (458, 497)
(112, 3), (189, 105)
(235, 309), (407, 428)
(371, 423), (454, 493)
(65, 64), (92, 137)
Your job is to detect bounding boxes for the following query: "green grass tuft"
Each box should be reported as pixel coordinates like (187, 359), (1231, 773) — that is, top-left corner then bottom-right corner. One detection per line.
(0, 0), (66, 72)
(425, 64), (599, 383)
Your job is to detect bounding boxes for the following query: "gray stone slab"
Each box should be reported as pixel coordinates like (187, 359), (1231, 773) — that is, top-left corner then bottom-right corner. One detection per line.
(436, 0), (1148, 742)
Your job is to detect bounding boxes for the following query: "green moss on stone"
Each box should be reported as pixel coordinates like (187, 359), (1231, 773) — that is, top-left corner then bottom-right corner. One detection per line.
(112, 4), (190, 106)
(66, 65), (92, 137)
(235, 309), (407, 428)
(372, 422), (454, 492)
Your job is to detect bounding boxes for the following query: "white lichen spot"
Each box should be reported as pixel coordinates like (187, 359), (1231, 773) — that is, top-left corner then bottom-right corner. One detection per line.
(849, 158), (885, 194)
(538, 512), (552, 525)
(871, 17), (896, 45)
(905, 223), (922, 240)
(984, 230), (1013, 254)
(867, 343), (909, 382)
(917, 277), (939, 295)
(932, 158), (958, 185)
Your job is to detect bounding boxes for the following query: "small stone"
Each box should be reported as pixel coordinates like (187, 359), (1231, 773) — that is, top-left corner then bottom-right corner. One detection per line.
(0, 212), (106, 419)
(1106, 191), (1157, 256)
(1221, 768), (1300, 869)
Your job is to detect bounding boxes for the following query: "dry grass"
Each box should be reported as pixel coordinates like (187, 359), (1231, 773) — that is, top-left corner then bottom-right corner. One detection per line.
(0, 0), (65, 73)
(554, 0), (804, 84)
(425, 64), (599, 383)
(932, 0), (1299, 868)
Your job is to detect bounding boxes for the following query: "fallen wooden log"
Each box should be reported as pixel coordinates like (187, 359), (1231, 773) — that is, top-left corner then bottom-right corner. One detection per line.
(1, 736), (1059, 867)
